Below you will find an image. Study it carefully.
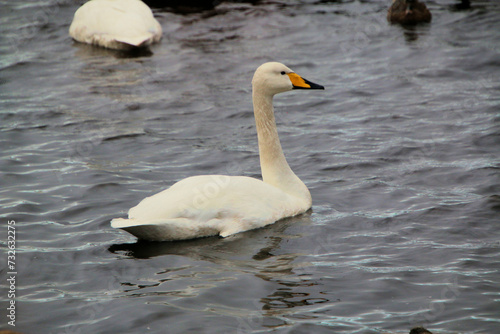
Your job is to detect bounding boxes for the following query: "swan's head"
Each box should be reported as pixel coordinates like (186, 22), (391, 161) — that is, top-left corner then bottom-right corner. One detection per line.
(252, 62), (324, 96)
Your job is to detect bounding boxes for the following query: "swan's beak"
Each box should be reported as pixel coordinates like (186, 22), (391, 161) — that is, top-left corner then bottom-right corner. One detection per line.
(288, 73), (325, 90)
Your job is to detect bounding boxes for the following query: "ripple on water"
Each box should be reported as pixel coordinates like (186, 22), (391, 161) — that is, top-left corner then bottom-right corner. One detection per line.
(1, 0), (500, 333)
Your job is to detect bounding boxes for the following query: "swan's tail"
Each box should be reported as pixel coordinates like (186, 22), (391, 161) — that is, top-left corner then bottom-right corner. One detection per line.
(110, 217), (221, 242)
(114, 34), (156, 48)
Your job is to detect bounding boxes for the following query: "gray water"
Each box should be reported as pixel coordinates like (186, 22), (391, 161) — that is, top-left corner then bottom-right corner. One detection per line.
(1, 0), (499, 333)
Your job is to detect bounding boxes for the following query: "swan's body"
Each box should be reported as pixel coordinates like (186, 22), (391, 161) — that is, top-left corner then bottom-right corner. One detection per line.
(69, 0), (162, 50)
(111, 62), (324, 241)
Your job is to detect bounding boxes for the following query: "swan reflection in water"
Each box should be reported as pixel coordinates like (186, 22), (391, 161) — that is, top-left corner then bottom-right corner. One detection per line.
(108, 212), (330, 316)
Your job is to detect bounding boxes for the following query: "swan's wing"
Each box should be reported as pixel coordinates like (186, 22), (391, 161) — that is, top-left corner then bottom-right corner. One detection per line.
(111, 175), (305, 240)
(128, 175), (298, 221)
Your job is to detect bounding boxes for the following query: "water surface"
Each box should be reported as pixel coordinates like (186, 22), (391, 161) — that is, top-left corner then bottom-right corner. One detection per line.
(0, 0), (499, 333)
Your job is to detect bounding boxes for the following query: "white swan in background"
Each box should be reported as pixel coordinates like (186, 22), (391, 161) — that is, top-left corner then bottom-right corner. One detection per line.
(69, 0), (162, 50)
(111, 62), (324, 241)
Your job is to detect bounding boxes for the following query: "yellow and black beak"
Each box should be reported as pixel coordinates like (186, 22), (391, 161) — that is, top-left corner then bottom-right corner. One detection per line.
(287, 73), (325, 90)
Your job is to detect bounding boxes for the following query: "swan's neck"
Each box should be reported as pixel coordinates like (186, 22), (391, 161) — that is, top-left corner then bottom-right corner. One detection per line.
(252, 88), (311, 204)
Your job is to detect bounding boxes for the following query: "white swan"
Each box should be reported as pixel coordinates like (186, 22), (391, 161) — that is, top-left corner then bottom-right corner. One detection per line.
(111, 62), (324, 241)
(69, 0), (162, 50)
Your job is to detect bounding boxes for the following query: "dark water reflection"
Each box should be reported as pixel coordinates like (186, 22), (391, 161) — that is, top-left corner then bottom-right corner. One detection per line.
(72, 43), (155, 59)
(114, 226), (338, 327)
(107, 216), (332, 331)
(1, 0), (499, 333)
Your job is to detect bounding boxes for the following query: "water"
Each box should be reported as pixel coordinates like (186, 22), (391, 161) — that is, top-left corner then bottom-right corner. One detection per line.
(1, 0), (499, 333)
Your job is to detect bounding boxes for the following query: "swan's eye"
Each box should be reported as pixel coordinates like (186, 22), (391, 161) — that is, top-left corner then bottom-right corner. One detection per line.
(280, 71), (286, 75)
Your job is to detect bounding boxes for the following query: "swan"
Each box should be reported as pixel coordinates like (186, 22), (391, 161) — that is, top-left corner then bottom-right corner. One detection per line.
(111, 62), (324, 241)
(69, 0), (162, 50)
(387, 0), (431, 25)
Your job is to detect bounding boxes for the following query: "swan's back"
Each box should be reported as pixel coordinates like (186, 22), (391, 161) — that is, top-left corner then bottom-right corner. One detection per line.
(69, 0), (162, 50)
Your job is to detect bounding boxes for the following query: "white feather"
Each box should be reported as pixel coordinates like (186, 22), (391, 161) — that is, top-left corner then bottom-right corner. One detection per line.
(69, 0), (162, 50)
